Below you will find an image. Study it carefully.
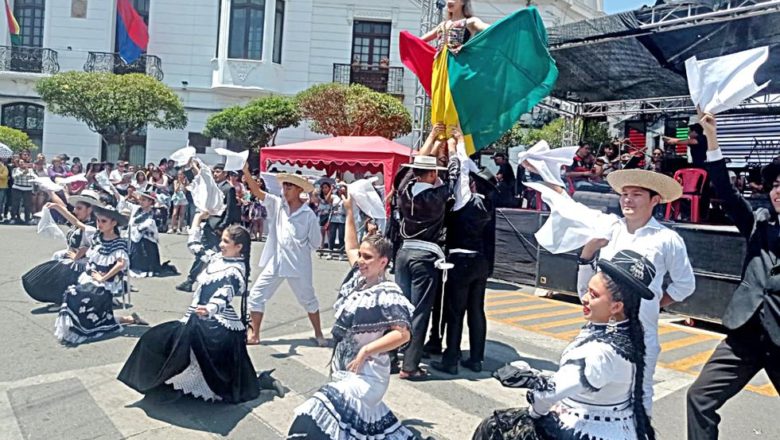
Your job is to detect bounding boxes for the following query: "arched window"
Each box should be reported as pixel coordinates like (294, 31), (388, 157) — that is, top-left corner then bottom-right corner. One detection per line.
(1, 102), (44, 148)
(229, 0), (266, 60)
(14, 0), (45, 47)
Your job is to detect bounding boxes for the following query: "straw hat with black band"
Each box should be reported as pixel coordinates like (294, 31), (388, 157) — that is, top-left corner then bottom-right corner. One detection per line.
(401, 155), (448, 171)
(68, 189), (106, 208)
(606, 169), (682, 204)
(93, 205), (129, 227)
(597, 249), (656, 301)
(136, 191), (157, 202)
(276, 173), (314, 193)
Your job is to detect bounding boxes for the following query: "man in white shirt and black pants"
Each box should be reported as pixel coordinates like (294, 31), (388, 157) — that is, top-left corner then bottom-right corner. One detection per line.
(523, 163), (696, 415)
(242, 165), (326, 346)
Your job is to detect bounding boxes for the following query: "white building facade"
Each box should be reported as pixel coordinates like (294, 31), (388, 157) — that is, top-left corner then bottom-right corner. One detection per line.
(0, 0), (602, 164)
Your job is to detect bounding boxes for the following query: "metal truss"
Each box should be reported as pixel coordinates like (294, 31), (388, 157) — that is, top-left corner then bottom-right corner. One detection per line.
(550, 0), (780, 50)
(537, 94), (780, 119)
(410, 0), (443, 150)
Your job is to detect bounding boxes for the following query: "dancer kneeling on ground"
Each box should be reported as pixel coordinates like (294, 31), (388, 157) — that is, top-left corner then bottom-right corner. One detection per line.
(54, 205), (147, 345)
(128, 191), (162, 277)
(22, 190), (100, 304)
(473, 250), (655, 440)
(288, 193), (416, 439)
(118, 223), (283, 403)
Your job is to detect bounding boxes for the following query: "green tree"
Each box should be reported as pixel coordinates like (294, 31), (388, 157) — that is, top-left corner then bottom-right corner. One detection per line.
(203, 96), (301, 151)
(0, 126), (36, 152)
(296, 83), (411, 139)
(36, 72), (187, 161)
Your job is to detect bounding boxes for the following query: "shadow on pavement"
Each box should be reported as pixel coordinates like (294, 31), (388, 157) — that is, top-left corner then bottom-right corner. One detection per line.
(129, 390), (279, 436)
(263, 337), (324, 359)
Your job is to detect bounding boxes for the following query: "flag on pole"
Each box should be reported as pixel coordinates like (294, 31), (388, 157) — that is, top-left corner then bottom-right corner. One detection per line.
(116, 0), (149, 64)
(4, 0), (21, 46)
(400, 7), (558, 155)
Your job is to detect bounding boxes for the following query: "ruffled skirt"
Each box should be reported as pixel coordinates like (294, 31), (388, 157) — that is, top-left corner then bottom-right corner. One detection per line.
(117, 316), (261, 404)
(472, 405), (637, 440)
(129, 239), (161, 277)
(289, 372), (415, 440)
(23, 259), (83, 303)
(54, 282), (121, 345)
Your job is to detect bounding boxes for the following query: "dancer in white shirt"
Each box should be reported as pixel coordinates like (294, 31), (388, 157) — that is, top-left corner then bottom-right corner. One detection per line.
(522, 163), (695, 415)
(242, 164), (326, 346)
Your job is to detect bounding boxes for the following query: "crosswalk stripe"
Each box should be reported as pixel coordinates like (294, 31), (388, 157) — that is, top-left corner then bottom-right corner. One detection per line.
(484, 297), (539, 307)
(659, 335), (713, 353)
(0, 390), (23, 440)
(505, 308), (581, 322)
(486, 304), (552, 317)
(485, 291), (528, 300)
(263, 333), (484, 439)
(746, 383), (778, 397)
(494, 302), (568, 314)
(528, 316), (587, 331)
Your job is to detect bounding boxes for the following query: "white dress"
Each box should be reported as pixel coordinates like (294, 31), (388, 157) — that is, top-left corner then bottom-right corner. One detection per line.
(289, 268), (416, 440)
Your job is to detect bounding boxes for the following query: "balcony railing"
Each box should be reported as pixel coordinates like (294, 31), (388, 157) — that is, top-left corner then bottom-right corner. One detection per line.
(333, 63), (404, 96)
(0, 46), (59, 74)
(83, 52), (164, 81)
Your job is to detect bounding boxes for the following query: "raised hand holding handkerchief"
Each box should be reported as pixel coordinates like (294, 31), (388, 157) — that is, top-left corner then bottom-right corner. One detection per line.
(517, 141), (578, 187)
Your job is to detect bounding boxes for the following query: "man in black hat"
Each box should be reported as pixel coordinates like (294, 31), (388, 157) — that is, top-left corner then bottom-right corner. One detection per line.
(686, 113), (780, 439)
(212, 164), (242, 229)
(393, 124), (460, 380)
(431, 166), (496, 375)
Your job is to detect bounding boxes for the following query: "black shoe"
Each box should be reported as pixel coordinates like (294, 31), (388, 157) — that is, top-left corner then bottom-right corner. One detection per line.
(430, 360), (458, 375)
(390, 361), (401, 375)
(460, 359), (483, 373)
(422, 343), (442, 356)
(175, 280), (194, 292)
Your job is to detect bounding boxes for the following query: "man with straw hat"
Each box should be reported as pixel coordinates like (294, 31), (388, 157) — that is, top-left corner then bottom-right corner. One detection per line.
(521, 162), (695, 415)
(241, 164), (326, 346)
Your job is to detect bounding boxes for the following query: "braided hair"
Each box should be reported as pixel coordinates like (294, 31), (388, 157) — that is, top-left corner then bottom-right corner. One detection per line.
(224, 225), (252, 326)
(600, 272), (656, 440)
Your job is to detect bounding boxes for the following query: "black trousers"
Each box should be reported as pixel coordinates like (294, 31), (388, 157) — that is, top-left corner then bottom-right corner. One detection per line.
(441, 253), (489, 365)
(426, 277), (445, 351)
(11, 188), (32, 222)
(394, 247), (440, 373)
(687, 316), (780, 439)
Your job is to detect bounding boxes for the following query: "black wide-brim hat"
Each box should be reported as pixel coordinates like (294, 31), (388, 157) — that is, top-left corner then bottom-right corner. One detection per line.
(597, 250), (656, 301)
(93, 205), (129, 227)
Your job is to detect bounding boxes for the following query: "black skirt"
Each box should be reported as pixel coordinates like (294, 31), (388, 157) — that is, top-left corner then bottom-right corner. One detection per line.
(472, 408), (561, 440)
(129, 239), (161, 276)
(22, 259), (82, 304)
(117, 316), (260, 404)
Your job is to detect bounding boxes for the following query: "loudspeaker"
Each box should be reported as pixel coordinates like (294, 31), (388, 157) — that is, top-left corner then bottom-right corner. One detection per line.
(572, 191), (621, 215)
(536, 248), (579, 293)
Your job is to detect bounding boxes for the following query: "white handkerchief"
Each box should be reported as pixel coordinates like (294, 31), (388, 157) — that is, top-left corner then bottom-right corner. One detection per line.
(57, 173), (87, 185)
(34, 176), (63, 192)
(526, 182), (618, 254)
(187, 158), (226, 216)
(170, 146), (197, 166)
(214, 148), (249, 171)
(686, 47), (770, 114)
(517, 141), (577, 187)
(260, 173), (282, 196)
(37, 207), (67, 243)
(348, 178), (387, 220)
(454, 141), (479, 211)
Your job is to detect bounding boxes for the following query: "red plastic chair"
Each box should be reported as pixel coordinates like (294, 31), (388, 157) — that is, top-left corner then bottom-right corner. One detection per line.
(665, 168), (708, 223)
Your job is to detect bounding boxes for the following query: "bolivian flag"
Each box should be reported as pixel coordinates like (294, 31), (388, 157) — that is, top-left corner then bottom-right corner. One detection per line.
(400, 7), (558, 155)
(4, 0), (20, 46)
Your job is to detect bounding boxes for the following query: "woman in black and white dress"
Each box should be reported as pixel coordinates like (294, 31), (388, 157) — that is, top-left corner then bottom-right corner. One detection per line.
(472, 250), (656, 440)
(54, 205), (146, 345)
(128, 191), (161, 277)
(118, 223), (282, 403)
(22, 190), (101, 304)
(288, 194), (416, 440)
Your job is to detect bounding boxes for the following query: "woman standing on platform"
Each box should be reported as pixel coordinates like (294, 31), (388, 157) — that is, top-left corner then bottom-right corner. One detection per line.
(54, 205), (146, 345)
(473, 250), (656, 440)
(118, 223), (283, 403)
(288, 195), (416, 440)
(22, 190), (101, 304)
(421, 0), (488, 53)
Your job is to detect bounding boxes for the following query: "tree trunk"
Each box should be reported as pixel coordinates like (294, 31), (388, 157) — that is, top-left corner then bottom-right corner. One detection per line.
(119, 132), (130, 162)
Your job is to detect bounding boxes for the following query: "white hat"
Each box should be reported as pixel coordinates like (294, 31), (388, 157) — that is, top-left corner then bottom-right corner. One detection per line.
(276, 173), (314, 193)
(401, 155), (447, 171)
(67, 190), (105, 208)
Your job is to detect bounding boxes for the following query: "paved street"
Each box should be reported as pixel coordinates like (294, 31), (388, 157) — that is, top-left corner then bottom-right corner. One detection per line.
(0, 225), (778, 439)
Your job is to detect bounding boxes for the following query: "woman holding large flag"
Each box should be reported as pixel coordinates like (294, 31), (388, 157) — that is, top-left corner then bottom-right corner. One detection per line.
(400, 5), (558, 156)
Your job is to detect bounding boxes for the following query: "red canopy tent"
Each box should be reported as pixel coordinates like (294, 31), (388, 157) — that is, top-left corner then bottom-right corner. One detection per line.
(259, 136), (414, 196)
